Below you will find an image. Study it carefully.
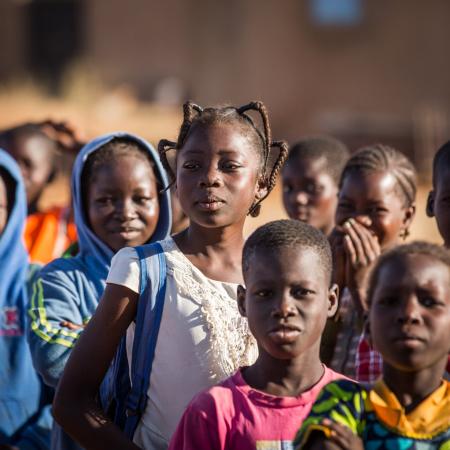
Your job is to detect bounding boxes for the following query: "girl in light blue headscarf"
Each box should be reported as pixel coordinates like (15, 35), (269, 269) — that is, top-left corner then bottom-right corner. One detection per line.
(27, 132), (171, 450)
(0, 149), (52, 449)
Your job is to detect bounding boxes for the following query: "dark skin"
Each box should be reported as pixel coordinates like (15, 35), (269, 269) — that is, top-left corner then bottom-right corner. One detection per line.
(53, 123), (267, 449)
(4, 120), (83, 214)
(427, 165), (450, 248)
(237, 247), (338, 397)
(87, 155), (160, 253)
(330, 170), (415, 315)
(282, 157), (338, 236)
(307, 254), (450, 449)
(173, 123), (267, 284)
(60, 154), (161, 331)
(169, 186), (189, 234)
(369, 254), (450, 411)
(5, 133), (56, 214)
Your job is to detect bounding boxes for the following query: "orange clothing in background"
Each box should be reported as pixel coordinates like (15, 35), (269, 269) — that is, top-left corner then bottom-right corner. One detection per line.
(24, 207), (77, 264)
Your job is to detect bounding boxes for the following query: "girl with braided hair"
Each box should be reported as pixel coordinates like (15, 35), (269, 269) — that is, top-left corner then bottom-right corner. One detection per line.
(322, 144), (417, 381)
(53, 101), (288, 450)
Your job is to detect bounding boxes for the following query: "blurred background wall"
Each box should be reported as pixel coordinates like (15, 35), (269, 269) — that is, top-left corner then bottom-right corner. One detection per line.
(0, 0), (449, 238)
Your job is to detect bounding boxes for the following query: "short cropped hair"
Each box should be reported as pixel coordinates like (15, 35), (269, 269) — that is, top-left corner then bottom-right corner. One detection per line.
(285, 136), (349, 184)
(367, 241), (450, 308)
(432, 140), (450, 187)
(242, 219), (332, 283)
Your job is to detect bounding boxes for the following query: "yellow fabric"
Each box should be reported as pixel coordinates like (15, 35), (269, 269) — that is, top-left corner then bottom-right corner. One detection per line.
(296, 424), (333, 448)
(370, 379), (450, 439)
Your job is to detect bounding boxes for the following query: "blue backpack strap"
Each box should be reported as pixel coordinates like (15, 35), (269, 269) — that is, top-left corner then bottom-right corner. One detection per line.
(123, 242), (166, 438)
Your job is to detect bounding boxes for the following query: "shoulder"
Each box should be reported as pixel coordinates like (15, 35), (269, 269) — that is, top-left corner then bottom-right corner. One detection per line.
(40, 255), (85, 276)
(185, 375), (239, 418)
(319, 379), (365, 399)
(35, 257), (95, 298)
(111, 246), (139, 263)
(323, 366), (353, 383)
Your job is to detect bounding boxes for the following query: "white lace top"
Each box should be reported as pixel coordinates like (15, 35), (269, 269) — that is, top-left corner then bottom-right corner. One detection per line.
(107, 237), (257, 449)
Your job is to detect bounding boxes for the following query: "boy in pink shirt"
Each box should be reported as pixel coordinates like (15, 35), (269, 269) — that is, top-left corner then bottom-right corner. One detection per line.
(169, 219), (346, 450)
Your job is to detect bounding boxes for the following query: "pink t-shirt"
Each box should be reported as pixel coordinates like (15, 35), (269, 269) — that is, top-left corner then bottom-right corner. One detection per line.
(169, 366), (345, 450)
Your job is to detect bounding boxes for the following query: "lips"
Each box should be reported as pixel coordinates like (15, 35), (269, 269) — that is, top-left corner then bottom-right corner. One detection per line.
(196, 195), (225, 211)
(110, 226), (142, 238)
(393, 332), (425, 348)
(268, 323), (301, 344)
(289, 208), (310, 221)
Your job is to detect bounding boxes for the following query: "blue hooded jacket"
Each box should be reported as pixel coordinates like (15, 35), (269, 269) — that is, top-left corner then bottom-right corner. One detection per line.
(0, 149), (52, 449)
(27, 133), (171, 449)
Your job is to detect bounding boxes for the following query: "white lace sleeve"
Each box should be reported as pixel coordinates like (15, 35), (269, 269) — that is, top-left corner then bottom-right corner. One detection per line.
(106, 247), (140, 293)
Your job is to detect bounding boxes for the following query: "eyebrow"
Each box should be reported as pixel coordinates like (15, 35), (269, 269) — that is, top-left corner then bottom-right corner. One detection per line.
(182, 149), (242, 156)
(339, 195), (387, 204)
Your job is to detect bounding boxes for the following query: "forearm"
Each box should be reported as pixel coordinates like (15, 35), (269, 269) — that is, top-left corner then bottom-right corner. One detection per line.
(348, 287), (368, 325)
(53, 395), (140, 450)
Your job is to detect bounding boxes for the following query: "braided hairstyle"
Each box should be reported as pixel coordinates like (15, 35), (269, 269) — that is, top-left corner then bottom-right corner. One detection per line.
(339, 144), (417, 240)
(340, 144), (417, 209)
(158, 101), (289, 217)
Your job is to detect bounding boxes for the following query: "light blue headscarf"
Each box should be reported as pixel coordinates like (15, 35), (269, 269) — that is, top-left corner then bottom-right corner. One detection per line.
(0, 148), (28, 321)
(0, 149), (51, 445)
(71, 132), (172, 281)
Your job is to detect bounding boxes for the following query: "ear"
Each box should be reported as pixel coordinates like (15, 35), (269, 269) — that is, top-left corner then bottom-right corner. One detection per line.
(254, 176), (268, 202)
(426, 191), (435, 217)
(327, 283), (339, 318)
(237, 285), (247, 317)
(401, 202), (416, 234)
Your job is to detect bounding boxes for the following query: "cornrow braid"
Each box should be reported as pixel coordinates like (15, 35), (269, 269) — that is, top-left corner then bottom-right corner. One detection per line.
(158, 100), (288, 217)
(339, 144), (417, 207)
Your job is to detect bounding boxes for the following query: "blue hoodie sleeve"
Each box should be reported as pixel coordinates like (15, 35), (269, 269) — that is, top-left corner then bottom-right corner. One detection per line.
(27, 265), (85, 388)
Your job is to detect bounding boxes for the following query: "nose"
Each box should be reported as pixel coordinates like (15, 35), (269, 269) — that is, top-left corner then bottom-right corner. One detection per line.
(115, 198), (136, 220)
(396, 297), (421, 325)
(199, 165), (222, 188)
(295, 191), (309, 205)
(356, 215), (372, 227)
(272, 293), (296, 319)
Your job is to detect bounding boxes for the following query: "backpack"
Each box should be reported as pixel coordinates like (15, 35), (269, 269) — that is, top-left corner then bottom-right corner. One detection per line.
(99, 242), (167, 439)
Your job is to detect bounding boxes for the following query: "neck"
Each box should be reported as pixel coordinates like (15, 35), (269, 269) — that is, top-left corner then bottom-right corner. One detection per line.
(174, 220), (245, 256)
(382, 361), (446, 412)
(242, 344), (324, 397)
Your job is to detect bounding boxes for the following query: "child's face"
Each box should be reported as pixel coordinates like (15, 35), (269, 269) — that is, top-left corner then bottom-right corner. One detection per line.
(282, 157), (338, 235)
(369, 254), (450, 374)
(7, 135), (55, 207)
(336, 171), (414, 249)
(428, 167), (450, 247)
(87, 154), (160, 252)
(0, 176), (7, 235)
(238, 246), (338, 361)
(176, 124), (264, 228)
